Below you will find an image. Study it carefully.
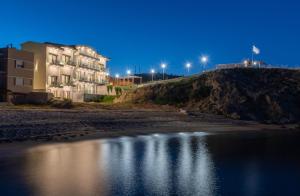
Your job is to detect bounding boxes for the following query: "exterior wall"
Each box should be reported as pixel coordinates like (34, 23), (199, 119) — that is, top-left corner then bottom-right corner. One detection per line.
(21, 42), (109, 102)
(6, 48), (34, 94)
(0, 50), (8, 101)
(0, 48), (34, 102)
(21, 42), (47, 91)
(97, 85), (116, 95)
(113, 76), (142, 86)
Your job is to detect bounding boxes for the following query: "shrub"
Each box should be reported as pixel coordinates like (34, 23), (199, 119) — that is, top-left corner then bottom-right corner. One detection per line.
(49, 98), (74, 109)
(102, 95), (115, 103)
(107, 85), (113, 94)
(115, 87), (123, 96)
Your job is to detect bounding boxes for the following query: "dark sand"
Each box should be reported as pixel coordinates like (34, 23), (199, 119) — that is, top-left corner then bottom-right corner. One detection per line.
(0, 104), (298, 148)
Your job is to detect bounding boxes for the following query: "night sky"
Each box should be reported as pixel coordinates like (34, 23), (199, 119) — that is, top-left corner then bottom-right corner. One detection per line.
(1, 0), (300, 75)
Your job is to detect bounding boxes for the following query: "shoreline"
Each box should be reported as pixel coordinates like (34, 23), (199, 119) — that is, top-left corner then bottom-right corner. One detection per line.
(0, 106), (299, 150)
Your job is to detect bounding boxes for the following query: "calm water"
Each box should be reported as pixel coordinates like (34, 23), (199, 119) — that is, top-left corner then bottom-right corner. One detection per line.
(1, 131), (300, 196)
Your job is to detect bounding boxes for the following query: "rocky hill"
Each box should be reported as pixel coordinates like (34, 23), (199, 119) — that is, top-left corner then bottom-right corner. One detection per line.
(117, 68), (300, 123)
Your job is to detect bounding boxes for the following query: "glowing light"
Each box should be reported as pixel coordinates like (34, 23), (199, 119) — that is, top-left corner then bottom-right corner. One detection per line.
(161, 63), (167, 69)
(127, 70), (131, 75)
(185, 63), (191, 68)
(201, 56), (208, 64)
(115, 74), (120, 78)
(151, 69), (155, 74)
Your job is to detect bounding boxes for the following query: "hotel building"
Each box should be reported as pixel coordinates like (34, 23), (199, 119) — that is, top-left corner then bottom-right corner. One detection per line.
(22, 42), (109, 102)
(0, 47), (34, 102)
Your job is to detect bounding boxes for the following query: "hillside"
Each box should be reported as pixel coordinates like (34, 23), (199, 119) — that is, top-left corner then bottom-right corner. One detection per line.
(135, 73), (183, 83)
(117, 68), (300, 123)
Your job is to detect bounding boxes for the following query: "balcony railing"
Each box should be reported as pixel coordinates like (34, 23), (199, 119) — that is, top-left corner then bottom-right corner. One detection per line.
(49, 82), (63, 88)
(79, 64), (100, 71)
(66, 61), (76, 67)
(94, 80), (107, 85)
(49, 60), (64, 67)
(63, 81), (76, 87)
(78, 78), (94, 83)
(79, 52), (99, 60)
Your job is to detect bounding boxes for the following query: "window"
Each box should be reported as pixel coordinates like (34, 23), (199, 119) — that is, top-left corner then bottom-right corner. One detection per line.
(50, 76), (58, 85)
(53, 90), (58, 97)
(14, 77), (24, 86)
(61, 75), (71, 84)
(15, 60), (25, 68)
(62, 55), (71, 64)
(49, 54), (58, 64)
(64, 91), (71, 99)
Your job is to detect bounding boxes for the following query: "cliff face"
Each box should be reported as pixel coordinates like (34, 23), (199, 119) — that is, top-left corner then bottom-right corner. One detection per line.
(118, 68), (300, 123)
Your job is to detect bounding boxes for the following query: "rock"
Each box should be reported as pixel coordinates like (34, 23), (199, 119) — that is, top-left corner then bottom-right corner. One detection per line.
(118, 68), (300, 124)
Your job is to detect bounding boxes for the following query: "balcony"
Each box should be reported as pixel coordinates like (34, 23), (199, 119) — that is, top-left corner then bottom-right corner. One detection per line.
(78, 78), (92, 83)
(49, 82), (63, 88)
(66, 61), (76, 67)
(49, 60), (64, 67)
(79, 52), (99, 60)
(78, 78), (101, 84)
(63, 81), (76, 87)
(79, 64), (100, 71)
(94, 80), (107, 85)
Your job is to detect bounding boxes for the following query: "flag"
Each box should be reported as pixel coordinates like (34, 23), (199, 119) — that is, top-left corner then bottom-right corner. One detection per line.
(253, 45), (260, 55)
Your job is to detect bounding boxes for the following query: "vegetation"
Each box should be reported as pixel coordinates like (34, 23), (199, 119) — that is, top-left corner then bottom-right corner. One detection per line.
(115, 86), (123, 96)
(120, 68), (300, 123)
(49, 98), (74, 109)
(135, 73), (183, 83)
(101, 95), (116, 103)
(107, 85), (113, 94)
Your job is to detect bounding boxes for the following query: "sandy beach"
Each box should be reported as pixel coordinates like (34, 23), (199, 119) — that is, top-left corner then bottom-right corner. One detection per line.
(0, 104), (298, 146)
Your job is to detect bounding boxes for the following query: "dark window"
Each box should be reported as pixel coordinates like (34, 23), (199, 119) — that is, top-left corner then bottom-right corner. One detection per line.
(15, 60), (25, 68)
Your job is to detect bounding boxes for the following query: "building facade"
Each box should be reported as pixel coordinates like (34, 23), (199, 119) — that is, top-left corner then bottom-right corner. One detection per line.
(22, 42), (109, 102)
(111, 76), (142, 86)
(0, 47), (34, 102)
(217, 60), (268, 69)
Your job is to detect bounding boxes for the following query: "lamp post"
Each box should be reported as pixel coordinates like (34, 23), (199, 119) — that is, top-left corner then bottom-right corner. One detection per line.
(200, 56), (208, 72)
(185, 62), (191, 74)
(161, 63), (166, 80)
(126, 70), (131, 85)
(150, 69), (155, 82)
(115, 74), (119, 85)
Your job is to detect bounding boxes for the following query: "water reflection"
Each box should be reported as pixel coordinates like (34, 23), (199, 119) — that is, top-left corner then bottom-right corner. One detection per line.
(1, 131), (300, 195)
(19, 133), (215, 195)
(24, 143), (104, 195)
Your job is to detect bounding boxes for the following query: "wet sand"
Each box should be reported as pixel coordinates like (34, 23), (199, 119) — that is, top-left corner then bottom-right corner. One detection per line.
(0, 105), (298, 147)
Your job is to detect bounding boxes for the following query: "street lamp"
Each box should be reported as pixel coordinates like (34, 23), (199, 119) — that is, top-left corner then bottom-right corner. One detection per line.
(126, 69), (131, 76)
(115, 74), (119, 85)
(161, 63), (167, 80)
(150, 69), (155, 82)
(200, 56), (208, 72)
(185, 62), (191, 74)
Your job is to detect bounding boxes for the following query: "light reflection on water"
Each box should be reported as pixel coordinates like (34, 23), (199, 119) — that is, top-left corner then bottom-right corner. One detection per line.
(1, 131), (300, 195)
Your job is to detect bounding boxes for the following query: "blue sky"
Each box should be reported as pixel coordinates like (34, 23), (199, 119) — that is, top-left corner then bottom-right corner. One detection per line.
(1, 0), (300, 75)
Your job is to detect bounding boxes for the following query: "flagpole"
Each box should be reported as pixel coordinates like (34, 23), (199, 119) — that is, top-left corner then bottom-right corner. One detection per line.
(251, 46), (254, 66)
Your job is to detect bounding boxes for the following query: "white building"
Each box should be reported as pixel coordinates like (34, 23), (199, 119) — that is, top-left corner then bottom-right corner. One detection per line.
(22, 42), (109, 102)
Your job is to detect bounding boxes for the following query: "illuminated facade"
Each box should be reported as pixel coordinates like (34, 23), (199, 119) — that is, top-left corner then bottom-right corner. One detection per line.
(22, 42), (109, 102)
